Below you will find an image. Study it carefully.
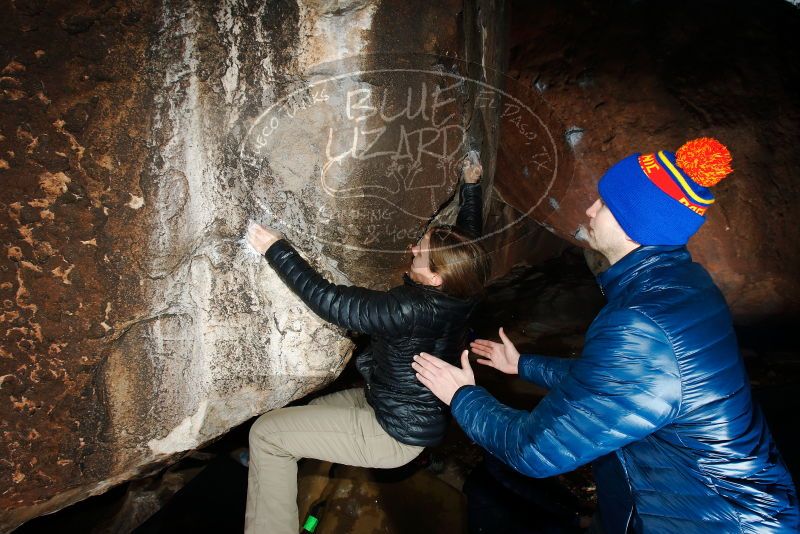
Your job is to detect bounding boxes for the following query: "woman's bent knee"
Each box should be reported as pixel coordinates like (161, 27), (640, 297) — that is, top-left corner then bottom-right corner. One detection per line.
(249, 412), (284, 452)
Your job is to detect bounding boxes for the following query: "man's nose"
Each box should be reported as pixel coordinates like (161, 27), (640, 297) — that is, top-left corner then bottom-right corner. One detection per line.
(586, 199), (600, 217)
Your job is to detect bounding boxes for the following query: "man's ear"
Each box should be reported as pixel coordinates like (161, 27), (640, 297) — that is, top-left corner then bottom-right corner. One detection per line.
(430, 273), (443, 287)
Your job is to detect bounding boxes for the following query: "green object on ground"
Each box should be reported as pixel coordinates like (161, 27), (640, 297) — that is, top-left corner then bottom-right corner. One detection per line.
(302, 514), (319, 532)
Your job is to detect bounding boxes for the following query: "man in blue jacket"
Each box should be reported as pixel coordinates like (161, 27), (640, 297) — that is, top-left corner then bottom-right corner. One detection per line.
(413, 138), (799, 533)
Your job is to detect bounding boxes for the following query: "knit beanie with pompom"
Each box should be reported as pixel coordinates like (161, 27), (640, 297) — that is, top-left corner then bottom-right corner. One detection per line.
(598, 138), (733, 245)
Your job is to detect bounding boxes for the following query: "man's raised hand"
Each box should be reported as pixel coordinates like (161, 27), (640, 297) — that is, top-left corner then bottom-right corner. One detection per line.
(469, 327), (520, 375)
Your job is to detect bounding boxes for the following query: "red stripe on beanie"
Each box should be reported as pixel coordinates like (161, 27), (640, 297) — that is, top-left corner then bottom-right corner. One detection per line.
(638, 154), (708, 216)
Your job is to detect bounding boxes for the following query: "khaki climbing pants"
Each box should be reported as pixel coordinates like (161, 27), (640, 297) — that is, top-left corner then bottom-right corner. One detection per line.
(244, 387), (425, 534)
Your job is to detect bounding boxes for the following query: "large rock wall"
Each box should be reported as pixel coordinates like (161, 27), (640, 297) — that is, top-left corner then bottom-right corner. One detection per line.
(0, 0), (539, 529)
(1, 0), (162, 525)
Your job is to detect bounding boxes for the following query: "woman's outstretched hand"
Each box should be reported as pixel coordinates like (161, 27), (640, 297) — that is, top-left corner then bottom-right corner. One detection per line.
(470, 327), (520, 375)
(462, 155), (482, 184)
(247, 222), (283, 254)
(412, 350), (475, 406)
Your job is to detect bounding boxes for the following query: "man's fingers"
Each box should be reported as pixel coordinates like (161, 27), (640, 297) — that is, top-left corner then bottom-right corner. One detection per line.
(460, 350), (471, 370)
(498, 327), (513, 346)
(469, 345), (492, 358)
(411, 361), (434, 381)
(475, 358), (494, 367)
(411, 357), (442, 378)
(470, 341), (500, 356)
(415, 372), (433, 390)
(470, 339), (503, 353)
(416, 352), (446, 369)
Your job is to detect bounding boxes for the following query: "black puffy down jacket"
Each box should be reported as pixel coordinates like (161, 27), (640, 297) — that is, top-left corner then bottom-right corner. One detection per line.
(265, 183), (483, 446)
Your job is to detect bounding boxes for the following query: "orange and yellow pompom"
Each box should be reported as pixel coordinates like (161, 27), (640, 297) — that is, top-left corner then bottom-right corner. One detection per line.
(675, 137), (733, 187)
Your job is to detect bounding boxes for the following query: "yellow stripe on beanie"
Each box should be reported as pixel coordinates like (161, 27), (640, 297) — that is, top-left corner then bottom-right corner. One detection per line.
(658, 151), (715, 206)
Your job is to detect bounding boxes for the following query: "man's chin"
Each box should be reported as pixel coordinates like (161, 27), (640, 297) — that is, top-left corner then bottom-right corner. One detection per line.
(574, 225), (597, 248)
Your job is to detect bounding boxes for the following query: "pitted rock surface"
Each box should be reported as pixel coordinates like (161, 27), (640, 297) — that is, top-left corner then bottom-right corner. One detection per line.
(0, 0), (524, 529)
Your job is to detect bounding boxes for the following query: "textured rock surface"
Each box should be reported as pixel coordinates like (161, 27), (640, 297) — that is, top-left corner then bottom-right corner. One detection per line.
(497, 0), (800, 321)
(0, 0), (557, 529)
(1, 1), (162, 527)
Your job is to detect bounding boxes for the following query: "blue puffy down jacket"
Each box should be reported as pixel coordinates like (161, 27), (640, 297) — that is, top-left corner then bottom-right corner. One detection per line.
(451, 245), (799, 533)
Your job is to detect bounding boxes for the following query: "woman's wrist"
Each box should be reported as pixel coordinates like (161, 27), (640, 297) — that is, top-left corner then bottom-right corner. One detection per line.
(263, 237), (283, 255)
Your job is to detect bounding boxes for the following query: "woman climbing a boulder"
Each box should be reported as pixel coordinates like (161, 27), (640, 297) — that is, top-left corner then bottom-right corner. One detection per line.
(244, 155), (489, 534)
